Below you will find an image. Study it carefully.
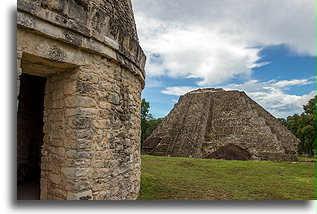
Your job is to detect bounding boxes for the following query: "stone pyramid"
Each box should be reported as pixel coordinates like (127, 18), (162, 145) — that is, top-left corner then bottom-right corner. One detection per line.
(143, 88), (299, 161)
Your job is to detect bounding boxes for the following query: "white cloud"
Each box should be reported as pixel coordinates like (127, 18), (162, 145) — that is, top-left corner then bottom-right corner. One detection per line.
(161, 77), (316, 118)
(136, 14), (265, 85)
(223, 78), (316, 118)
(161, 86), (198, 96)
(270, 77), (315, 88)
(132, 0), (315, 85)
(145, 79), (164, 88)
(248, 90), (316, 118)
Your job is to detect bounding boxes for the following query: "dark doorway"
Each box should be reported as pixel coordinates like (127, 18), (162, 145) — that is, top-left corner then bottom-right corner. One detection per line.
(204, 144), (251, 161)
(17, 73), (46, 200)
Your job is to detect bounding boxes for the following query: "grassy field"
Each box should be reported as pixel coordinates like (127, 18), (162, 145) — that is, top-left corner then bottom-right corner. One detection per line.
(138, 155), (316, 200)
(299, 157), (316, 162)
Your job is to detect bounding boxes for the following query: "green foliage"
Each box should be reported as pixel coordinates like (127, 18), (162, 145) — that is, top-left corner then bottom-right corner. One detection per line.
(143, 118), (164, 141)
(298, 125), (315, 156)
(140, 99), (164, 145)
(280, 96), (316, 157)
(278, 118), (286, 126)
(141, 98), (152, 121)
(138, 155), (316, 200)
(303, 96), (316, 115)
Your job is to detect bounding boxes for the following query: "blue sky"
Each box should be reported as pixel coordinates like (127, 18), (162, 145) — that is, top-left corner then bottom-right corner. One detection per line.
(132, 0), (316, 119)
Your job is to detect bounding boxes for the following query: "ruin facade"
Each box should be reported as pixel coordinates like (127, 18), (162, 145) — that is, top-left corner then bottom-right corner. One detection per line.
(143, 88), (299, 161)
(17, 0), (146, 200)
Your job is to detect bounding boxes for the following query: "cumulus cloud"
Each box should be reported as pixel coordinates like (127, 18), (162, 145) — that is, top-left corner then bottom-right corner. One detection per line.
(135, 14), (265, 85)
(270, 77), (315, 88)
(247, 90), (315, 118)
(223, 78), (316, 118)
(132, 0), (315, 85)
(145, 79), (164, 88)
(161, 77), (316, 118)
(162, 86), (198, 96)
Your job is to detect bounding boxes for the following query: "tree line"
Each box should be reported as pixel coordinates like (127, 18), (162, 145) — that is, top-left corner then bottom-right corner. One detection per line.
(278, 96), (316, 157)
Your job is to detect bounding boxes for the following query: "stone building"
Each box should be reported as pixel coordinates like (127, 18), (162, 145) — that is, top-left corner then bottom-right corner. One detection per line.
(143, 88), (299, 161)
(17, 0), (146, 200)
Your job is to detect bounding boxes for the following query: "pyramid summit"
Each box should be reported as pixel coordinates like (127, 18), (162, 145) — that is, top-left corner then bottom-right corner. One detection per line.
(143, 88), (299, 161)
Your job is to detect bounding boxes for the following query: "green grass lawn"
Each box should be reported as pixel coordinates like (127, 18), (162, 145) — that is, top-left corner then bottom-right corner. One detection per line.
(299, 157), (316, 162)
(138, 155), (316, 200)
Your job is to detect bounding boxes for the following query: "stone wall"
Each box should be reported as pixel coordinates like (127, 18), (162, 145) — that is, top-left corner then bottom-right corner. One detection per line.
(143, 89), (299, 161)
(17, 0), (146, 74)
(17, 0), (145, 200)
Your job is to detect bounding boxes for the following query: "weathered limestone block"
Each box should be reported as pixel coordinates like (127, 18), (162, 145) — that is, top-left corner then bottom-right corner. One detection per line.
(61, 167), (91, 179)
(48, 173), (62, 184)
(67, 190), (93, 200)
(66, 180), (91, 192)
(17, 0), (145, 200)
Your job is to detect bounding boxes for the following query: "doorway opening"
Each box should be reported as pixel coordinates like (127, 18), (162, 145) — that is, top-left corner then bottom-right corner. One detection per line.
(17, 73), (46, 200)
(204, 143), (251, 161)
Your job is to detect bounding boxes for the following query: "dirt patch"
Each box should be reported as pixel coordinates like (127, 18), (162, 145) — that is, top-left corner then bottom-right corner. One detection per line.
(148, 159), (166, 163)
(176, 161), (194, 167)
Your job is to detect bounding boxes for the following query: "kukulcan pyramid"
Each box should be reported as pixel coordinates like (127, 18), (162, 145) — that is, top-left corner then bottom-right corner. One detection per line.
(143, 88), (299, 161)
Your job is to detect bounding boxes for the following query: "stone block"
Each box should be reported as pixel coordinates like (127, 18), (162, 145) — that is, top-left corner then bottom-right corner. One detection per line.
(41, 163), (52, 171)
(52, 99), (65, 109)
(65, 96), (97, 108)
(76, 81), (96, 95)
(66, 180), (91, 192)
(64, 139), (92, 150)
(66, 150), (93, 159)
(67, 190), (92, 200)
(50, 146), (66, 156)
(40, 178), (48, 200)
(110, 92), (120, 105)
(99, 101), (111, 109)
(65, 108), (98, 117)
(92, 169), (111, 179)
(92, 119), (110, 129)
(52, 90), (64, 101)
(61, 167), (90, 179)
(48, 173), (62, 184)
(69, 116), (92, 129)
(64, 80), (77, 95)
(94, 151), (111, 160)
(66, 129), (94, 140)
(51, 188), (66, 199)
(78, 72), (99, 83)
(64, 159), (91, 168)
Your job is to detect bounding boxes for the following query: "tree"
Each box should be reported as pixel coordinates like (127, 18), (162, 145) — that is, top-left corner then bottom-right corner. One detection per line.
(303, 96), (316, 115)
(141, 98), (152, 120)
(281, 96), (316, 157)
(141, 99), (151, 145)
(144, 118), (164, 140)
(278, 118), (287, 126)
(140, 99), (164, 146)
(298, 125), (315, 156)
